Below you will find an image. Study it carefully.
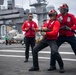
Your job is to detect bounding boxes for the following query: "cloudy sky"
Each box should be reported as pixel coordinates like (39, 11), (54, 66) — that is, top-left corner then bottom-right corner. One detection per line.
(2, 0), (76, 16)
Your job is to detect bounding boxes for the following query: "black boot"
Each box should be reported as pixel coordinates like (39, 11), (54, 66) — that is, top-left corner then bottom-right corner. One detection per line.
(47, 66), (56, 71)
(24, 59), (28, 62)
(59, 67), (65, 73)
(29, 67), (39, 71)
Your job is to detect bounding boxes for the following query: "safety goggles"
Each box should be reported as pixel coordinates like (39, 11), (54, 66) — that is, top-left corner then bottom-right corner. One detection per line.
(48, 14), (55, 17)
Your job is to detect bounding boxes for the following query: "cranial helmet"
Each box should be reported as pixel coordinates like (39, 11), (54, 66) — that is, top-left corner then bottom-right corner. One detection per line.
(48, 9), (58, 17)
(59, 3), (69, 12)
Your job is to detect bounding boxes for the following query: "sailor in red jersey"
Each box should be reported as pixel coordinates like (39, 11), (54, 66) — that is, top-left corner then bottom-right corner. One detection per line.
(50, 3), (76, 72)
(22, 13), (38, 62)
(29, 9), (64, 73)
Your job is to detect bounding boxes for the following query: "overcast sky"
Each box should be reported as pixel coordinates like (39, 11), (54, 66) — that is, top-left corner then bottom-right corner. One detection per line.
(2, 0), (76, 16)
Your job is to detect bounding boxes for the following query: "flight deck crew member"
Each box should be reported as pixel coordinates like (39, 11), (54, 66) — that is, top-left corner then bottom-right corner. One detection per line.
(50, 3), (76, 72)
(22, 13), (38, 62)
(29, 9), (64, 73)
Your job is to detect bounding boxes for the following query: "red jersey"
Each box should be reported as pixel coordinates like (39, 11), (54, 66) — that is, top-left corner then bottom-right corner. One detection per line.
(42, 19), (60, 40)
(22, 20), (38, 38)
(57, 13), (76, 36)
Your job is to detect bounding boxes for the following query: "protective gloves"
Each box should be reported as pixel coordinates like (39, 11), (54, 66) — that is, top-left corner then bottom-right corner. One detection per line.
(41, 32), (46, 36)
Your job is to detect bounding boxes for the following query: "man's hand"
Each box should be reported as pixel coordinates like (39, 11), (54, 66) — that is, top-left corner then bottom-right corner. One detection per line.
(41, 32), (46, 36)
(41, 27), (48, 31)
(32, 28), (36, 31)
(25, 28), (29, 31)
(60, 26), (66, 30)
(65, 26), (71, 30)
(60, 25), (71, 30)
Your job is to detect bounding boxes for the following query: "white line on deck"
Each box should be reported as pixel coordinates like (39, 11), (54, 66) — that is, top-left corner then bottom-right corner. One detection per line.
(0, 50), (74, 54)
(0, 54), (76, 62)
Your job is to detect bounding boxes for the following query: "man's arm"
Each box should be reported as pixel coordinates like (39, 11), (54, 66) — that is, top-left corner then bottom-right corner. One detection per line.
(22, 22), (29, 31)
(46, 21), (60, 36)
(71, 15), (76, 30)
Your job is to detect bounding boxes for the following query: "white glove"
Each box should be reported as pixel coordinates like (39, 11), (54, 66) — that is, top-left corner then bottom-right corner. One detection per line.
(41, 27), (48, 31)
(41, 32), (46, 36)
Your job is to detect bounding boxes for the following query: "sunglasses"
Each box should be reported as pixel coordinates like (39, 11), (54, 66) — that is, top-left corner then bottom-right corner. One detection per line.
(29, 16), (33, 17)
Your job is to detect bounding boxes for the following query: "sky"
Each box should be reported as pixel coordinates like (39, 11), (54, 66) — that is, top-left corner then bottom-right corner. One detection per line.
(2, 0), (76, 16)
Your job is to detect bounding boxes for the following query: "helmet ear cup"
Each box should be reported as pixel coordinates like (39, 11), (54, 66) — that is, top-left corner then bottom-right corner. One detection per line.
(54, 11), (58, 16)
(66, 4), (69, 12)
(67, 8), (69, 12)
(55, 12), (58, 16)
(66, 6), (69, 12)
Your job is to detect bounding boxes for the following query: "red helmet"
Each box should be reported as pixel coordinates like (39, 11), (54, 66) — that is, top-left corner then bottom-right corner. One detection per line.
(59, 3), (69, 12)
(48, 9), (57, 17)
